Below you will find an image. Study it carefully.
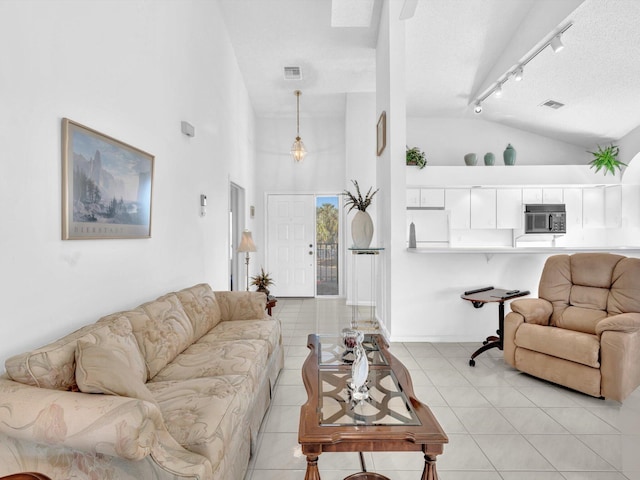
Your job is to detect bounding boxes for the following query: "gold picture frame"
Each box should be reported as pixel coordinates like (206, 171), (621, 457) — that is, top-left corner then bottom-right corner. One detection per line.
(61, 118), (154, 240)
(376, 111), (386, 156)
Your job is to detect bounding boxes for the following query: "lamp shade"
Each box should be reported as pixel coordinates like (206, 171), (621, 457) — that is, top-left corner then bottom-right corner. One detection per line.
(291, 137), (307, 162)
(238, 230), (257, 252)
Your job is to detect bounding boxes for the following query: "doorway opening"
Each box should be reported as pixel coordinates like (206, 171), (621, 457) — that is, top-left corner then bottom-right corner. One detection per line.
(316, 195), (340, 296)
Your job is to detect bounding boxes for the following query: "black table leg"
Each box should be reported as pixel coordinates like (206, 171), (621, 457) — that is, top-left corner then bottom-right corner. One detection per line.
(469, 300), (505, 366)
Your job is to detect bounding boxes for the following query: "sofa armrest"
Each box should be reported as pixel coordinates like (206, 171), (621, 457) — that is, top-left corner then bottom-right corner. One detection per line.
(0, 377), (162, 460)
(214, 291), (268, 321)
(596, 312), (640, 336)
(510, 298), (553, 326)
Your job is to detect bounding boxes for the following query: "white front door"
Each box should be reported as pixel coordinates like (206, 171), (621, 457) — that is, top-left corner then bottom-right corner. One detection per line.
(267, 194), (316, 297)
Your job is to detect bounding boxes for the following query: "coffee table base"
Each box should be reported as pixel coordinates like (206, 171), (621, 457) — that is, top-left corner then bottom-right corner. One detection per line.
(304, 453), (439, 480)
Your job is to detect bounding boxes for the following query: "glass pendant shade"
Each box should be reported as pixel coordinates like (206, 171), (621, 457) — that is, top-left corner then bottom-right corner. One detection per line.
(291, 136), (307, 162)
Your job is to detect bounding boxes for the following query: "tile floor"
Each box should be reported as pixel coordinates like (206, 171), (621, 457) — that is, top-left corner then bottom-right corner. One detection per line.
(244, 298), (640, 480)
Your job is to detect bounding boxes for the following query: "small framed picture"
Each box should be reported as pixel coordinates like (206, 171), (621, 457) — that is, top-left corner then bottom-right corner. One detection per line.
(61, 118), (154, 240)
(376, 111), (386, 156)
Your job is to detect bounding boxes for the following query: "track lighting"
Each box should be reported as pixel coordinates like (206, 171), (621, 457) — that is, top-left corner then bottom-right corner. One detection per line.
(550, 34), (564, 53)
(470, 23), (572, 114)
(513, 66), (524, 82)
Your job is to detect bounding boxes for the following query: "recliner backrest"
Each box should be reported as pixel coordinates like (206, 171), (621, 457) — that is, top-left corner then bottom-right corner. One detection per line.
(538, 253), (627, 334)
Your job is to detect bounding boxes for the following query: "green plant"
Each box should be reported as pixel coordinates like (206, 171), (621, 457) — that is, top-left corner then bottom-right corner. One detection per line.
(343, 180), (379, 213)
(588, 144), (626, 176)
(250, 267), (275, 291)
(406, 145), (427, 169)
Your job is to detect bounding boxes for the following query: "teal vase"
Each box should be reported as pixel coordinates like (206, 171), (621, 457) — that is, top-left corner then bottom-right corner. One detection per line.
(484, 152), (495, 166)
(503, 144), (516, 165)
(464, 153), (477, 166)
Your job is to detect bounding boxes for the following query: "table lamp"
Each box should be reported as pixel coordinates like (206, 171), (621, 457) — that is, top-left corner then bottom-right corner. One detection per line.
(237, 230), (257, 291)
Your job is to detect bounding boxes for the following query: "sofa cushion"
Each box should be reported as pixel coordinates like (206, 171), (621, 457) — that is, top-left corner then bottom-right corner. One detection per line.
(570, 253), (624, 289)
(176, 284), (222, 341)
(75, 340), (157, 404)
(198, 319), (281, 355)
(515, 322), (601, 368)
(570, 285), (609, 311)
(148, 376), (251, 465)
(554, 305), (608, 335)
(5, 316), (142, 391)
(121, 294), (195, 378)
(151, 339), (269, 389)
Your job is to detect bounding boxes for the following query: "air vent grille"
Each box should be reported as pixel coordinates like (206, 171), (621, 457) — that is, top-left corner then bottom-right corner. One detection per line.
(284, 66), (302, 80)
(540, 99), (565, 110)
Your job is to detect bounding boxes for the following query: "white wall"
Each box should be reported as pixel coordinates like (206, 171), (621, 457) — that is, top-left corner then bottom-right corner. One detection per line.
(0, 1), (255, 361)
(252, 115), (346, 278)
(407, 117), (588, 166)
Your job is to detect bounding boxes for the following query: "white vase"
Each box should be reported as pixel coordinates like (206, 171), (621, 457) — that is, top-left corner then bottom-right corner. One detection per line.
(350, 342), (369, 402)
(351, 210), (373, 248)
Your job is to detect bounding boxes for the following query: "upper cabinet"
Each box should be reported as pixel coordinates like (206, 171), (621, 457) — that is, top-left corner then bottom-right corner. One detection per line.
(407, 188), (445, 209)
(496, 188), (522, 229)
(470, 189), (497, 229)
(445, 189), (471, 229)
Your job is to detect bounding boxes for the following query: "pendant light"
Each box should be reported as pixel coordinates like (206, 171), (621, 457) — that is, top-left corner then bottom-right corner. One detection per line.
(290, 90), (307, 162)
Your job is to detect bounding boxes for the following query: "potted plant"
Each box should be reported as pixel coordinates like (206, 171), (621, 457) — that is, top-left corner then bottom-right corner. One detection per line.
(406, 145), (427, 169)
(250, 267), (275, 295)
(343, 180), (379, 248)
(588, 144), (626, 176)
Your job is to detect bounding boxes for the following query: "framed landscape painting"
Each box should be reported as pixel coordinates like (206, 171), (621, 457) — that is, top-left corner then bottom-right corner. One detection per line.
(62, 118), (154, 239)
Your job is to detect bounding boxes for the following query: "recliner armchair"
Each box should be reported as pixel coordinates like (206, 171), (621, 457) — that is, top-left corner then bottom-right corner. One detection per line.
(504, 253), (640, 402)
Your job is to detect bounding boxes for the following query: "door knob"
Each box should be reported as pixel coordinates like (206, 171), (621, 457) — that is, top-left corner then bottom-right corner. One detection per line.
(308, 251), (313, 255)
(309, 244), (313, 248)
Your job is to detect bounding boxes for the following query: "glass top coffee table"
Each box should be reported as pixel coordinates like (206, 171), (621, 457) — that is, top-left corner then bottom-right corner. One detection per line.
(298, 333), (448, 480)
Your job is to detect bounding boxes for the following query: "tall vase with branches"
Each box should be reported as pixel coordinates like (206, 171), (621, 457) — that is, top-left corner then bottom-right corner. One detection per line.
(343, 180), (379, 248)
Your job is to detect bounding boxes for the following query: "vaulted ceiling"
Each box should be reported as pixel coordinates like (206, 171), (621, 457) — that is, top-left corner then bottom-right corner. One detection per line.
(218, 0), (640, 148)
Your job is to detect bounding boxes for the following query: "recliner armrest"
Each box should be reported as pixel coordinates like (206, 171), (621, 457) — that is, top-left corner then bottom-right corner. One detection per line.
(596, 312), (640, 336)
(510, 298), (553, 325)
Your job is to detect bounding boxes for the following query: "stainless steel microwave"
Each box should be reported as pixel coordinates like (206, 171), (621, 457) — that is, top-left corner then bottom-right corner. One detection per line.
(525, 204), (566, 234)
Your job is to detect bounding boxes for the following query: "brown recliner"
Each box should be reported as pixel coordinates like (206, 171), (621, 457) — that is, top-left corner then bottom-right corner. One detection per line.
(504, 253), (640, 402)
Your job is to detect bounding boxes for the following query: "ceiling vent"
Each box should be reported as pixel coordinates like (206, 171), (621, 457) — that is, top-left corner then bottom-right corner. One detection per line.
(283, 66), (302, 80)
(540, 99), (565, 110)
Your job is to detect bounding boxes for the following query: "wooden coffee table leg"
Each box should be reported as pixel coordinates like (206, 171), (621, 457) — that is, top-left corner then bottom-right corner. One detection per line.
(421, 454), (438, 480)
(304, 454), (321, 480)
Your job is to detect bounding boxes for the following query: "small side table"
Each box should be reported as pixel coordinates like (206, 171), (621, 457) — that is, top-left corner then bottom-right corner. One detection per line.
(461, 286), (529, 366)
(266, 296), (277, 316)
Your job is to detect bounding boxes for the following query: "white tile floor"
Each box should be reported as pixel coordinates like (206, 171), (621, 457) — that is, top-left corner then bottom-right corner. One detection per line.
(244, 298), (640, 480)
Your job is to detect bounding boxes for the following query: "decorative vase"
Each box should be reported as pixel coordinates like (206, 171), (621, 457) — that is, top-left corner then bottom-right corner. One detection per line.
(464, 153), (477, 166)
(350, 340), (369, 402)
(351, 210), (373, 248)
(503, 144), (516, 165)
(484, 152), (495, 166)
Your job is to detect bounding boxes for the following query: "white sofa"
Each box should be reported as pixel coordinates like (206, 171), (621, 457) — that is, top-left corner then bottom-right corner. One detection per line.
(0, 284), (283, 479)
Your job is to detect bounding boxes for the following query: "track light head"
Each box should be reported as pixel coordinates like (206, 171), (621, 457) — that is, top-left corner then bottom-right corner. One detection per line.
(513, 66), (524, 82)
(550, 34), (564, 53)
(494, 83), (503, 98)
(474, 102), (482, 114)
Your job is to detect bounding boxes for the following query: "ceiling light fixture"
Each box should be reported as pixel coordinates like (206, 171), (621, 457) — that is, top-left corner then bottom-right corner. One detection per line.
(549, 34), (564, 53)
(513, 66), (524, 82)
(470, 23), (572, 113)
(290, 90), (307, 163)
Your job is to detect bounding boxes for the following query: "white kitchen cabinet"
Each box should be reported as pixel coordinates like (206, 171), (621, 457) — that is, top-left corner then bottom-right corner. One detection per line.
(583, 187), (605, 227)
(522, 188), (543, 204)
(420, 188), (445, 208)
(406, 188), (420, 208)
(563, 188), (583, 228)
(605, 185), (622, 228)
(496, 188), (522, 229)
(470, 188), (496, 229)
(543, 188), (564, 204)
(445, 189), (471, 229)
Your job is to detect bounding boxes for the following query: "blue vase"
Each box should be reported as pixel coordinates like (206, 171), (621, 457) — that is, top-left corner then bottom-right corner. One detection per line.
(503, 144), (516, 165)
(464, 153), (477, 166)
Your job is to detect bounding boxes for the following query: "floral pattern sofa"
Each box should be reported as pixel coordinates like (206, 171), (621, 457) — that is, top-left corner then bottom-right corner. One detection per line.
(0, 284), (283, 480)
